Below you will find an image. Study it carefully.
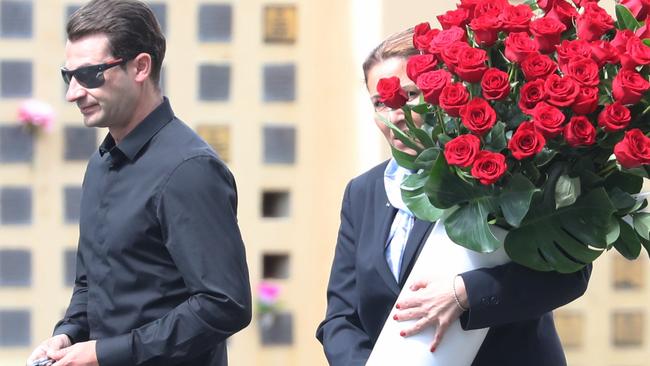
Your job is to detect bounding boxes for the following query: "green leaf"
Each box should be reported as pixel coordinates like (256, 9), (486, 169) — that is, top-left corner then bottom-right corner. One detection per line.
(401, 172), (444, 222)
(644, 39), (650, 47)
(555, 174), (581, 209)
(533, 149), (557, 167)
(616, 4), (642, 31)
(424, 154), (494, 209)
(499, 174), (539, 227)
(633, 212), (650, 240)
(484, 122), (507, 152)
(504, 188), (614, 273)
(413, 147), (440, 170)
(612, 218), (642, 260)
(606, 216), (621, 247)
(604, 170), (644, 195)
(411, 103), (430, 114)
(404, 107), (435, 148)
(445, 199), (502, 253)
(608, 187), (638, 213)
(377, 112), (422, 152)
(390, 145), (418, 170)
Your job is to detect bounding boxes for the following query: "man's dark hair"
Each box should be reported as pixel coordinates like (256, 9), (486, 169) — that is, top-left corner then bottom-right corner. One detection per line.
(67, 0), (166, 86)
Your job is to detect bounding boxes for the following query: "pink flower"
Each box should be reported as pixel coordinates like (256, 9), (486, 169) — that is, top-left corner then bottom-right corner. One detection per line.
(258, 282), (281, 305)
(18, 99), (55, 132)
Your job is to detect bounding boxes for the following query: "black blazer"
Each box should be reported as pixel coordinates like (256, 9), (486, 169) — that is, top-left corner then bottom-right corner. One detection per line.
(316, 161), (591, 366)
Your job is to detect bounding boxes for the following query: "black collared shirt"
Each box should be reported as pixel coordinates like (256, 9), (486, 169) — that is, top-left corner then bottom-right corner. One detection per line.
(54, 98), (251, 366)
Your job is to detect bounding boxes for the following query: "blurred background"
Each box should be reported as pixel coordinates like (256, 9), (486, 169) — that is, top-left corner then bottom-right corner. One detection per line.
(0, 0), (648, 365)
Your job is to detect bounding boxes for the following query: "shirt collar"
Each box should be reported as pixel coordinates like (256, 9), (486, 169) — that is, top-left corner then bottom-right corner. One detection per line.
(384, 158), (413, 213)
(98, 97), (174, 163)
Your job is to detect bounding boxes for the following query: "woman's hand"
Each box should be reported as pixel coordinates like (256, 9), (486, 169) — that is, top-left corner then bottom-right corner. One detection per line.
(393, 276), (468, 352)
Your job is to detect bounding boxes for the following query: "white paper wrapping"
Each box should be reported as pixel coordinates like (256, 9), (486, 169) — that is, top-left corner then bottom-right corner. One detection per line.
(366, 219), (510, 366)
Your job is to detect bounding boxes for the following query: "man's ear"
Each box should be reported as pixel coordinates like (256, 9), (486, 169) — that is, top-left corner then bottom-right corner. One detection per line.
(132, 53), (152, 83)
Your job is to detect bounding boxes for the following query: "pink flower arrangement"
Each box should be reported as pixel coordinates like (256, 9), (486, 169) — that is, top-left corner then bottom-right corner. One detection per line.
(257, 281), (281, 314)
(17, 99), (55, 133)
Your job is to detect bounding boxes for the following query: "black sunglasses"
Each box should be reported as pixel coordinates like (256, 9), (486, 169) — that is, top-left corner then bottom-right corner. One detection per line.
(61, 58), (127, 88)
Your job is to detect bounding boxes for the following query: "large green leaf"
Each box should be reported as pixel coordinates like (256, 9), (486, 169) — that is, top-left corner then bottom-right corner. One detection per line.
(616, 4), (642, 31)
(404, 107), (435, 148)
(401, 172), (444, 222)
(413, 147), (440, 170)
(504, 188), (614, 273)
(612, 218), (642, 260)
(377, 113), (422, 152)
(424, 154), (494, 209)
(498, 174), (538, 227)
(444, 199), (502, 253)
(633, 212), (650, 240)
(390, 145), (417, 170)
(484, 122), (506, 152)
(555, 174), (580, 209)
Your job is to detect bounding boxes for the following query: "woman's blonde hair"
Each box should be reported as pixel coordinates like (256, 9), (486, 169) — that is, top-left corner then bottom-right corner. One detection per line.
(362, 27), (419, 86)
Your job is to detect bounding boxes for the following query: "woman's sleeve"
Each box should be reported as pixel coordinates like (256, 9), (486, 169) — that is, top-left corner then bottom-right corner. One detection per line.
(459, 261), (591, 330)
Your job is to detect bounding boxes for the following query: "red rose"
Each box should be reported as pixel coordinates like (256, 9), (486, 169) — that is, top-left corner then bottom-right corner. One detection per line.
(577, 3), (614, 41)
(612, 69), (650, 105)
(546, 0), (579, 27)
(471, 150), (507, 185)
(537, 0), (556, 12)
(612, 29), (635, 53)
(614, 129), (650, 168)
(556, 39), (592, 72)
(504, 32), (539, 63)
(441, 41), (470, 73)
(413, 22), (438, 52)
(565, 57), (599, 87)
(474, 0), (509, 18)
(460, 98), (497, 135)
(455, 47), (488, 83)
(564, 116), (596, 147)
(627, 36), (650, 68)
(590, 40), (619, 67)
(530, 16), (567, 54)
(572, 0), (599, 7)
(444, 134), (481, 167)
(572, 86), (599, 115)
(508, 121), (546, 160)
(598, 102), (632, 132)
(544, 74), (580, 108)
(519, 79), (547, 114)
(428, 26), (467, 56)
(521, 53), (558, 81)
(437, 8), (470, 30)
(635, 16), (650, 39)
(417, 69), (452, 105)
(470, 15), (503, 46)
(439, 83), (470, 117)
(531, 102), (566, 138)
(377, 77), (408, 110)
(458, 0), (482, 16)
(481, 68), (510, 100)
(620, 0), (650, 19)
(500, 4), (533, 33)
(406, 54), (438, 83)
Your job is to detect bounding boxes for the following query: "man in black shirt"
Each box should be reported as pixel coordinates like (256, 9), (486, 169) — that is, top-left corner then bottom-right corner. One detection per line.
(26, 1), (252, 365)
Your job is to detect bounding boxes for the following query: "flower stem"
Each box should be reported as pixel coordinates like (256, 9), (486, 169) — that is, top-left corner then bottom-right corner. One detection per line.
(436, 107), (447, 135)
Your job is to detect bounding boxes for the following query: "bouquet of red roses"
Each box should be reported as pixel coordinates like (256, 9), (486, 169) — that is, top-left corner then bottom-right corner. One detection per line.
(377, 0), (650, 273)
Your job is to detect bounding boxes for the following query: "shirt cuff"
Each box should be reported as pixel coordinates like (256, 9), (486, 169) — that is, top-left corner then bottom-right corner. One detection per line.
(96, 333), (133, 366)
(52, 324), (84, 344)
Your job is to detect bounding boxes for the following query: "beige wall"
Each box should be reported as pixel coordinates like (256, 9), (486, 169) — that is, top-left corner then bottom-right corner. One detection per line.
(1, 1), (649, 366)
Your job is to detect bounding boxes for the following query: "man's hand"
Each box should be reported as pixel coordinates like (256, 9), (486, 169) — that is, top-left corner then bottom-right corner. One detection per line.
(27, 335), (72, 365)
(49, 341), (98, 366)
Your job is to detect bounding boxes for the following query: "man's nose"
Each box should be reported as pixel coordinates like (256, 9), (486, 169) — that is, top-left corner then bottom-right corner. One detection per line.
(65, 78), (86, 102)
